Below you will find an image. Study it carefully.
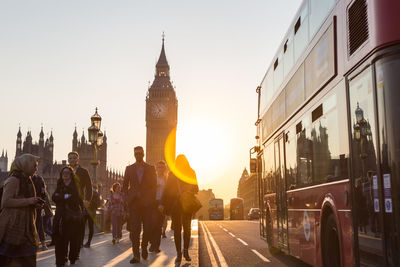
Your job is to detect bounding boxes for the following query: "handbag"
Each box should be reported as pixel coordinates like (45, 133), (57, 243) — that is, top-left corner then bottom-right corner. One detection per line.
(177, 180), (202, 214)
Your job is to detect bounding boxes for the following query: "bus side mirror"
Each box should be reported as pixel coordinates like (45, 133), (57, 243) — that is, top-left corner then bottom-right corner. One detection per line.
(250, 158), (257, 173)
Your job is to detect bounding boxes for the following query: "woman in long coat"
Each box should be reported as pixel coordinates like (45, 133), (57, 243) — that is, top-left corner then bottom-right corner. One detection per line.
(0, 154), (42, 267)
(52, 166), (83, 267)
(162, 154), (199, 263)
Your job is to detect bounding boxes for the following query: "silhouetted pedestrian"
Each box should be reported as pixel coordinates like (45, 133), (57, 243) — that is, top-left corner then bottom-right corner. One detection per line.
(53, 166), (83, 267)
(161, 155), (199, 263)
(150, 160), (168, 253)
(0, 154), (42, 267)
(109, 183), (124, 244)
(83, 185), (100, 248)
(32, 173), (51, 250)
(122, 146), (156, 264)
(67, 151), (92, 255)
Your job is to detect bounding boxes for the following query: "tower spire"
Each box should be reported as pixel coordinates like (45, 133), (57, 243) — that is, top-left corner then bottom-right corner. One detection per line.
(155, 32), (169, 77)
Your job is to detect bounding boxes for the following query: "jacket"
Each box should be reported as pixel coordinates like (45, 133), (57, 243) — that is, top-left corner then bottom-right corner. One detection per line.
(122, 162), (157, 209)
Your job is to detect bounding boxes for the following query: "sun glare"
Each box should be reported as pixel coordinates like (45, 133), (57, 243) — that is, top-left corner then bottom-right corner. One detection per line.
(164, 120), (231, 184)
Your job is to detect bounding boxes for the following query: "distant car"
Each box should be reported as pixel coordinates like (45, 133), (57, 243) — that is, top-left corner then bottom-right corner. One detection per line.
(247, 208), (260, 220)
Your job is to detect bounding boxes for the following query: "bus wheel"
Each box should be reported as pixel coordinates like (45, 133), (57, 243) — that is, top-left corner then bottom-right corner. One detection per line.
(322, 213), (340, 267)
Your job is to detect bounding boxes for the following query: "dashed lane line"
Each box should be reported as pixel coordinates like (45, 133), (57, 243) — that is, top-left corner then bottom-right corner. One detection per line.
(200, 222), (218, 267)
(203, 222), (228, 267)
(251, 249), (271, 262)
(236, 238), (248, 246)
(228, 232), (235, 237)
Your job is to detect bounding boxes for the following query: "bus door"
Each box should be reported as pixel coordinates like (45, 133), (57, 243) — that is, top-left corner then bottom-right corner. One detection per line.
(349, 59), (400, 266)
(258, 153), (266, 238)
(274, 134), (288, 251)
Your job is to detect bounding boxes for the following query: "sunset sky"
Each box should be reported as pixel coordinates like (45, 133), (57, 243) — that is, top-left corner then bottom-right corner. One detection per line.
(0, 0), (302, 203)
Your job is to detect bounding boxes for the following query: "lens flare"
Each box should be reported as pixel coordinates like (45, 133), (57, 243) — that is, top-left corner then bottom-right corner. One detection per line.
(164, 127), (197, 185)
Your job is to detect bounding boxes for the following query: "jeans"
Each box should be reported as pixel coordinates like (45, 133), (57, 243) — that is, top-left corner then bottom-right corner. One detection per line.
(171, 210), (192, 254)
(54, 217), (81, 265)
(82, 211), (94, 244)
(35, 209), (45, 243)
(151, 206), (164, 249)
(111, 215), (123, 240)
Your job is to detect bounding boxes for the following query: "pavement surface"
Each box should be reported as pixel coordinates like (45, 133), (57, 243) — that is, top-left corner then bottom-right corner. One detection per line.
(37, 219), (198, 267)
(199, 220), (311, 267)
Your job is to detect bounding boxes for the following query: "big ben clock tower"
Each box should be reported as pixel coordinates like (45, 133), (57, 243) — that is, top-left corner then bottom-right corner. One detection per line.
(145, 35), (178, 165)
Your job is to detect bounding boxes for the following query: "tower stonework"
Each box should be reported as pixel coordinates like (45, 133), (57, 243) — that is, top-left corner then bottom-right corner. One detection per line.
(145, 37), (178, 166)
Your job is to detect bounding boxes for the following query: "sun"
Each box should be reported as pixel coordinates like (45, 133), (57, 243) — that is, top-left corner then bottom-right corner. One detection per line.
(164, 119), (231, 184)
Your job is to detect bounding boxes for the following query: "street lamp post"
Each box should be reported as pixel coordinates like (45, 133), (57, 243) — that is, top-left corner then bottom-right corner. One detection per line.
(88, 108), (103, 185)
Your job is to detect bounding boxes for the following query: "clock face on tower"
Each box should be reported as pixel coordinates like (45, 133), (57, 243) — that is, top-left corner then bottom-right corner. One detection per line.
(151, 103), (167, 118)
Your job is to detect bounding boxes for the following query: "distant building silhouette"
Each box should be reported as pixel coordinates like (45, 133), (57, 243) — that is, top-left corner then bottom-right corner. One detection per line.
(13, 126), (123, 199)
(145, 35), (178, 166)
(0, 150), (8, 172)
(14, 127), (65, 196)
(237, 168), (258, 216)
(195, 189), (215, 220)
(72, 127), (123, 198)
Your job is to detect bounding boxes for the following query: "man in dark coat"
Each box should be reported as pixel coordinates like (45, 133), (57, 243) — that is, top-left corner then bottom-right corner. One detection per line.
(67, 151), (93, 256)
(122, 146), (157, 264)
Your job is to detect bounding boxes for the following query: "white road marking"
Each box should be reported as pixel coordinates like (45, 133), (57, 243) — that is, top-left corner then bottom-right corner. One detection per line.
(252, 249), (271, 262)
(200, 222), (218, 267)
(223, 228), (228, 232)
(203, 222), (228, 267)
(237, 238), (248, 246)
(228, 232), (235, 237)
(102, 248), (132, 267)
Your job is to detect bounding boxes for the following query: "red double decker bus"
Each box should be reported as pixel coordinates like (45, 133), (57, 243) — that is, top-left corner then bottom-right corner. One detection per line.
(251, 0), (400, 266)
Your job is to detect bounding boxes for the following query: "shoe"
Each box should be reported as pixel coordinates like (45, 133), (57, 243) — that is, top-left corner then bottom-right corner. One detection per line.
(183, 250), (191, 261)
(175, 254), (182, 263)
(130, 257), (140, 264)
(41, 245), (48, 251)
(112, 239), (116, 245)
(70, 260), (76, 265)
(154, 248), (161, 253)
(162, 233), (167, 238)
(142, 248), (148, 260)
(84, 242), (91, 248)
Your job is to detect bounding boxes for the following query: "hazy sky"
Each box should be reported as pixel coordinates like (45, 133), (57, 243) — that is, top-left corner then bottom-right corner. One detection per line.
(0, 0), (302, 203)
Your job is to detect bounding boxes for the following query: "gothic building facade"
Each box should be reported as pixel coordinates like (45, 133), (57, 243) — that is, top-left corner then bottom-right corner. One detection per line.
(15, 127), (65, 197)
(0, 150), (7, 172)
(145, 37), (178, 166)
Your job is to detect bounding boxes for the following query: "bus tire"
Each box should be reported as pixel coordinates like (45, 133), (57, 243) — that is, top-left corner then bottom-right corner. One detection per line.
(322, 213), (340, 267)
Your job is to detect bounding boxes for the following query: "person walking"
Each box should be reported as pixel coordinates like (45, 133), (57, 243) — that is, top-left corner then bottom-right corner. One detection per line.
(83, 185), (100, 248)
(31, 173), (51, 251)
(67, 151), (92, 253)
(108, 182), (124, 244)
(122, 146), (157, 264)
(0, 154), (42, 267)
(149, 160), (168, 253)
(161, 154), (199, 263)
(52, 166), (83, 267)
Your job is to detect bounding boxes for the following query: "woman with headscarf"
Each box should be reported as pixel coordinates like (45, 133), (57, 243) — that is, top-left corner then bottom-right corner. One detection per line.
(0, 154), (42, 267)
(161, 154), (199, 263)
(52, 166), (83, 267)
